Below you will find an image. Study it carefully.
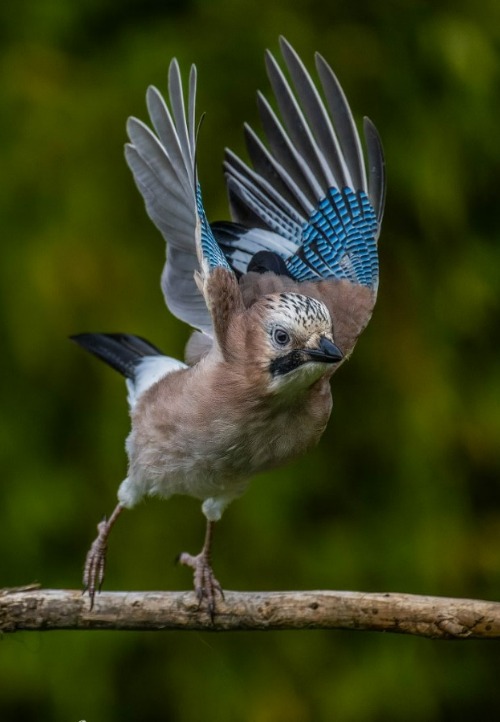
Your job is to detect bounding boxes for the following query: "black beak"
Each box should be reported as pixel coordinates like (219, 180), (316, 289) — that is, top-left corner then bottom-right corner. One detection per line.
(306, 336), (343, 364)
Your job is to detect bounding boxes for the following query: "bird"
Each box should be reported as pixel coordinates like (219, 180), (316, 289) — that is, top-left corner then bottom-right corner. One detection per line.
(72, 36), (385, 613)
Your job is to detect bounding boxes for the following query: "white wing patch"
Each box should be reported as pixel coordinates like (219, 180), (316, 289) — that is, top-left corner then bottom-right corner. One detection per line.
(126, 355), (187, 408)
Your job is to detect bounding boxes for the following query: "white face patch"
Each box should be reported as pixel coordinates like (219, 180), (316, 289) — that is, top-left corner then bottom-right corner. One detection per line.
(258, 292), (338, 394)
(268, 355), (332, 397)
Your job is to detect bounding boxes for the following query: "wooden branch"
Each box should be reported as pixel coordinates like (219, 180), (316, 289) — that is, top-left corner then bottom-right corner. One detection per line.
(1, 586), (500, 639)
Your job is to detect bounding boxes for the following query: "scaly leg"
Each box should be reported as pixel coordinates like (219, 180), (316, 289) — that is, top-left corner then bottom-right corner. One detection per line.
(83, 503), (124, 609)
(178, 520), (223, 617)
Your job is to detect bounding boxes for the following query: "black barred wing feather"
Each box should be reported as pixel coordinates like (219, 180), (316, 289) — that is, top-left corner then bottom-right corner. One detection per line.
(285, 188), (379, 286)
(223, 36), (385, 291)
(196, 188), (232, 273)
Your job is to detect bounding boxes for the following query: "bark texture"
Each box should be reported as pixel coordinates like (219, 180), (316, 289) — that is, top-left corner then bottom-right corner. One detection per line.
(1, 586), (499, 639)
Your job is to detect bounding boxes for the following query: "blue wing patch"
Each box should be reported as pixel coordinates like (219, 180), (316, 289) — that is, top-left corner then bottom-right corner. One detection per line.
(196, 185), (231, 272)
(285, 188), (379, 287)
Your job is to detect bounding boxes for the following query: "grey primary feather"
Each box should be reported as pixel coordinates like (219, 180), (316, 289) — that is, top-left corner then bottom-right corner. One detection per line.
(264, 48), (333, 191)
(244, 121), (317, 214)
(314, 51), (367, 194)
(168, 59), (195, 178)
(254, 93), (323, 207)
(245, 99), (313, 215)
(146, 85), (193, 195)
(277, 39), (339, 188)
(224, 151), (306, 244)
(363, 117), (386, 227)
(124, 126), (193, 231)
(125, 61), (214, 335)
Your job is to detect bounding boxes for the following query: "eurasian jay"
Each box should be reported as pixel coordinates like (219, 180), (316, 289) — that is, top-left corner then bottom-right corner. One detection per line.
(72, 36), (385, 612)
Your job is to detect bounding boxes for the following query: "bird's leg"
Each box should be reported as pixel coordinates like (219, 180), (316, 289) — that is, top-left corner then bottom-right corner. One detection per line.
(178, 520), (224, 616)
(83, 502), (124, 609)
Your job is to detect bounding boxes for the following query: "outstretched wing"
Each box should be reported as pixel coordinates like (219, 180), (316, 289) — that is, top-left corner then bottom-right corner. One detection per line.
(223, 36), (385, 292)
(124, 60), (232, 338)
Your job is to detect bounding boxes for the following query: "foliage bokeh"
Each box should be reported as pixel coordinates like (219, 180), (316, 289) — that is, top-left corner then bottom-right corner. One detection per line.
(1, 1), (500, 720)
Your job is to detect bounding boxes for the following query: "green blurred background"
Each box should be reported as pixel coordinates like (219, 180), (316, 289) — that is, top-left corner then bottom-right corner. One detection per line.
(1, 0), (500, 720)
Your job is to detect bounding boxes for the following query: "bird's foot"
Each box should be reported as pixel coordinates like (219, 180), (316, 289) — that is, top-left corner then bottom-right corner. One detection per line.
(178, 550), (224, 618)
(83, 519), (110, 609)
(83, 504), (123, 610)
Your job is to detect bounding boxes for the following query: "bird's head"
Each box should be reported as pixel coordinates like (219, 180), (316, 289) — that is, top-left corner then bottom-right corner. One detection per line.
(242, 292), (343, 396)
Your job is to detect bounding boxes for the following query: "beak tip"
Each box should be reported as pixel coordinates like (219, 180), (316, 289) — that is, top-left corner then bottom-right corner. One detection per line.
(320, 337), (343, 363)
(307, 337), (343, 364)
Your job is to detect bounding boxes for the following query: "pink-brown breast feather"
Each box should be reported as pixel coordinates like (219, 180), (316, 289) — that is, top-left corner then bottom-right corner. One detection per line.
(130, 324), (333, 489)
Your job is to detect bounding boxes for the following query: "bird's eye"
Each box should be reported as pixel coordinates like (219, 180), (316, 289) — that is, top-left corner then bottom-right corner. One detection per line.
(273, 328), (290, 346)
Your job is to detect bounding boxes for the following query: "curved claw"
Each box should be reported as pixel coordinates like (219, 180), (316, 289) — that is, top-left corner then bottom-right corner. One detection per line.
(83, 519), (109, 609)
(82, 504), (123, 610)
(178, 550), (224, 619)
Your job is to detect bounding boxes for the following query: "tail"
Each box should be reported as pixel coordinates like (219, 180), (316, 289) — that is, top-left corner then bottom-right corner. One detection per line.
(70, 333), (164, 379)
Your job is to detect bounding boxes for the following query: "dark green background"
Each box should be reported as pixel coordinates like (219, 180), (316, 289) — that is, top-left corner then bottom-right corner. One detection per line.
(1, 1), (500, 720)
